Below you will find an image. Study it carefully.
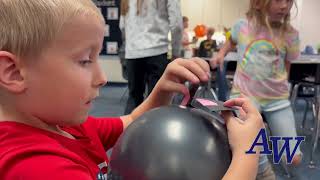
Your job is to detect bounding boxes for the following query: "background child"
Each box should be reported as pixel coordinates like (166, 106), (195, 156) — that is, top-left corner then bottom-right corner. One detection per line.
(0, 0), (263, 179)
(211, 0), (302, 179)
(182, 16), (192, 56)
(182, 16), (198, 58)
(198, 27), (218, 58)
(224, 27), (232, 42)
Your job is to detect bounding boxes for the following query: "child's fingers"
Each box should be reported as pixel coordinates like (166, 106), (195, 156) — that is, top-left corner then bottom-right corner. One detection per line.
(209, 58), (217, 69)
(191, 57), (210, 73)
(238, 107), (247, 120)
(172, 59), (209, 83)
(166, 64), (200, 84)
(222, 110), (246, 126)
(160, 80), (190, 98)
(180, 59), (209, 82)
(224, 98), (259, 120)
(232, 106), (247, 119)
(224, 98), (251, 113)
(209, 57), (223, 70)
(221, 111), (233, 125)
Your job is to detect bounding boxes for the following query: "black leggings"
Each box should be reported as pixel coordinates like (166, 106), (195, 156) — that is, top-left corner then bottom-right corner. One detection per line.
(124, 53), (168, 114)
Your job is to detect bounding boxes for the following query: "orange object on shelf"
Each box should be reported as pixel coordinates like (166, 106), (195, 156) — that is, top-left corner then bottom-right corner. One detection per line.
(194, 24), (207, 38)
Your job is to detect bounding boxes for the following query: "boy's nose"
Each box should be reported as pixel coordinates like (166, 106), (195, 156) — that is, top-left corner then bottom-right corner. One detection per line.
(93, 63), (107, 88)
(96, 77), (107, 88)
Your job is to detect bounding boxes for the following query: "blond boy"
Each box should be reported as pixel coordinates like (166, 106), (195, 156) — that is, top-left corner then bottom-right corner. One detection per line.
(0, 0), (262, 179)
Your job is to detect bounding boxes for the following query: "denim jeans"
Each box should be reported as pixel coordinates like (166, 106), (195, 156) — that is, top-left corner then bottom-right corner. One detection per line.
(216, 67), (228, 101)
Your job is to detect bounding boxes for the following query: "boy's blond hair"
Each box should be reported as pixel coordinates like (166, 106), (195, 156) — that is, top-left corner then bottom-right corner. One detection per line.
(0, 0), (104, 59)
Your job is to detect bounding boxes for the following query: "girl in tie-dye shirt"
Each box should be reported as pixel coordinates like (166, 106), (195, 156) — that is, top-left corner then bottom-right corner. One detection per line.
(230, 19), (299, 104)
(211, 0), (302, 177)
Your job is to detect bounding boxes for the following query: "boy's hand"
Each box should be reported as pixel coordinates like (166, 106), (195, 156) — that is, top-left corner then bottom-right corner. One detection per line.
(151, 58), (210, 106)
(222, 97), (264, 156)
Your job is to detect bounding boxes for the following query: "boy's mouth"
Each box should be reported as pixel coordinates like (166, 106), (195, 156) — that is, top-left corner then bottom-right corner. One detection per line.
(86, 96), (98, 105)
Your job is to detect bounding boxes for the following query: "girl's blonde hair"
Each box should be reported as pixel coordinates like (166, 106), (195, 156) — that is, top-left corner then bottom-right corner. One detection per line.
(0, 0), (104, 59)
(246, 0), (297, 38)
(121, 0), (130, 16)
(121, 0), (159, 16)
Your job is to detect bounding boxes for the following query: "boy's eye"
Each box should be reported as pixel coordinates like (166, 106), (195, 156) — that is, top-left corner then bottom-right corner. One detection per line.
(79, 60), (93, 66)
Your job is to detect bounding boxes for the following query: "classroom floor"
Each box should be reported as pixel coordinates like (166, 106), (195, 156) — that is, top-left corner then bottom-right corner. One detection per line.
(89, 83), (320, 180)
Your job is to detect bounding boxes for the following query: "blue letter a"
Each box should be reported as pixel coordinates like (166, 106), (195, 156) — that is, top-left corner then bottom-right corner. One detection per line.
(246, 129), (272, 155)
(270, 136), (305, 164)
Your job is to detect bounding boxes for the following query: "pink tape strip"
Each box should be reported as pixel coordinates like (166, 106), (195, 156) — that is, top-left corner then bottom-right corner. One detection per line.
(180, 92), (190, 106)
(196, 98), (218, 106)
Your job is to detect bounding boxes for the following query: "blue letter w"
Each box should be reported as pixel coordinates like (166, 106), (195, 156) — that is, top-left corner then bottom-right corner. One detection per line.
(270, 136), (305, 164)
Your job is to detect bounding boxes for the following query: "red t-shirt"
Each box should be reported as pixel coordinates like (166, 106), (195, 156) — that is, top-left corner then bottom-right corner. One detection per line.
(0, 116), (123, 180)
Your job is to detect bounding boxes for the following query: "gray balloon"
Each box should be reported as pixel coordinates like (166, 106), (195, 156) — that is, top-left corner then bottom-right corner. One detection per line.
(108, 105), (231, 180)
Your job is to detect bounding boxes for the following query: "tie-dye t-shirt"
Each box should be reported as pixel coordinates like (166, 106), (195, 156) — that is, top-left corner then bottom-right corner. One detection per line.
(231, 19), (300, 105)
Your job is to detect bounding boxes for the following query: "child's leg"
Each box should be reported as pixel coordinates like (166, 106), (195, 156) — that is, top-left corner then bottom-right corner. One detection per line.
(145, 53), (168, 96)
(263, 105), (302, 166)
(216, 67), (228, 101)
(125, 58), (147, 114)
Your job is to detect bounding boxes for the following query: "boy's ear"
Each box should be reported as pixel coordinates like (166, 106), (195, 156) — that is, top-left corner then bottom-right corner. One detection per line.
(0, 51), (27, 93)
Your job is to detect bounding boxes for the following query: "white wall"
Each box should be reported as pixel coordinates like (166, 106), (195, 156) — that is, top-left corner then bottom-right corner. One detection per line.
(182, 0), (320, 51)
(293, 0), (320, 50)
(181, 0), (249, 31)
(99, 56), (127, 83)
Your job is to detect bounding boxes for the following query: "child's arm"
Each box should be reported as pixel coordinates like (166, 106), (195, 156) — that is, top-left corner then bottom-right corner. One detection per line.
(223, 153), (259, 180)
(121, 58), (210, 129)
(285, 60), (291, 77)
(210, 39), (236, 70)
(285, 29), (300, 77)
(222, 97), (264, 180)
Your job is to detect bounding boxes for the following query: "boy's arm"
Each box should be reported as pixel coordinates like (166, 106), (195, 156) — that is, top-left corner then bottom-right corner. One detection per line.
(121, 58), (210, 129)
(86, 117), (124, 150)
(222, 153), (259, 180)
(121, 88), (171, 129)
